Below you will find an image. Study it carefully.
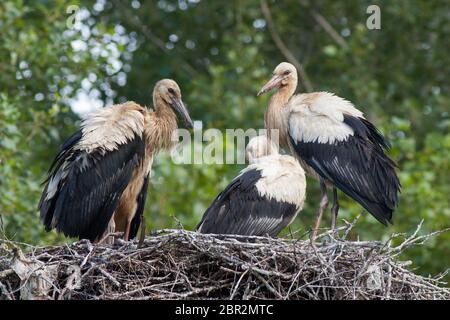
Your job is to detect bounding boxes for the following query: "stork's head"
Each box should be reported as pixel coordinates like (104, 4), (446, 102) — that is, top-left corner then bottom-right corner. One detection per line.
(245, 135), (278, 163)
(154, 79), (194, 129)
(257, 62), (297, 96)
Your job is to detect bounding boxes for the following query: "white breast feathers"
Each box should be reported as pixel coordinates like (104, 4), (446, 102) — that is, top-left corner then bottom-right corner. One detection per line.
(288, 92), (364, 144)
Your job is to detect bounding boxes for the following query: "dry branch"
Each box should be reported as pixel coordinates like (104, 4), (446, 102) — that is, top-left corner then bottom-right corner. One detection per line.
(0, 227), (448, 300)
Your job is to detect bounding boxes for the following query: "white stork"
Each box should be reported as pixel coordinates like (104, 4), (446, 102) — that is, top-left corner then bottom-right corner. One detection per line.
(197, 135), (306, 237)
(258, 62), (401, 239)
(39, 79), (193, 243)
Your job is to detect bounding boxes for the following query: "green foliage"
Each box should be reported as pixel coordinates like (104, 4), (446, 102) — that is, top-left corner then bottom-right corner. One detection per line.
(0, 0), (448, 280)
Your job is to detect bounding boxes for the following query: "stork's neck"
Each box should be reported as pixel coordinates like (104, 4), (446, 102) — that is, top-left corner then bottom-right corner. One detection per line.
(156, 102), (177, 120)
(265, 82), (296, 148)
(145, 99), (178, 153)
(269, 81), (296, 108)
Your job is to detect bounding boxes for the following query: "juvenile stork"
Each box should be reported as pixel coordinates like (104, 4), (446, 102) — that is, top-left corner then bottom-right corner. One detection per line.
(197, 135), (306, 236)
(258, 62), (401, 239)
(39, 79), (193, 243)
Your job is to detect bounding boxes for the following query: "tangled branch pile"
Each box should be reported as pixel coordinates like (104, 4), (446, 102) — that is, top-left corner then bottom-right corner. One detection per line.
(0, 223), (449, 300)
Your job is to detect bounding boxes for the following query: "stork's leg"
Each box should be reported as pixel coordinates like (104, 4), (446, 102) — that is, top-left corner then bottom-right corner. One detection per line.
(311, 180), (328, 242)
(100, 217), (116, 245)
(331, 187), (340, 230)
(138, 214), (146, 248)
(123, 220), (132, 242)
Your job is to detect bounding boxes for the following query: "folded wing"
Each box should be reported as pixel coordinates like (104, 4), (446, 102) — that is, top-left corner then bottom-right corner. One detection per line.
(39, 103), (146, 241)
(197, 162), (304, 237)
(289, 110), (400, 225)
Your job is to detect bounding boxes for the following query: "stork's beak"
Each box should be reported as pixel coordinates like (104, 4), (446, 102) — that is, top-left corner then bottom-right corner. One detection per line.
(171, 98), (194, 129)
(257, 75), (283, 96)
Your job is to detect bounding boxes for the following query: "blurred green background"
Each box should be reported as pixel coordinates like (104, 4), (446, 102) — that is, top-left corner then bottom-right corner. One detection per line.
(0, 0), (449, 280)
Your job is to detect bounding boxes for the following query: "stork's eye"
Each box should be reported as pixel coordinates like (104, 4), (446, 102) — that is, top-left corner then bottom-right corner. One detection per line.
(283, 70), (291, 75)
(168, 88), (175, 94)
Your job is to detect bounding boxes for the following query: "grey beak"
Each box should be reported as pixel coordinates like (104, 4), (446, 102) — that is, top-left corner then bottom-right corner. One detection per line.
(171, 98), (194, 129)
(257, 75), (283, 96)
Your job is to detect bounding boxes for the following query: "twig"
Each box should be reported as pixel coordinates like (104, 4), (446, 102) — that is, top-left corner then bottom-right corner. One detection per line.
(229, 268), (249, 300)
(342, 211), (363, 239)
(0, 269), (14, 278)
(97, 232), (123, 245)
(98, 267), (121, 288)
(253, 271), (283, 299)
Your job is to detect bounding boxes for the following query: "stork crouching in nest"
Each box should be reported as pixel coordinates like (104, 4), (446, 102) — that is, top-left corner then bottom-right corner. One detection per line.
(39, 79), (193, 243)
(258, 62), (401, 240)
(197, 135), (306, 236)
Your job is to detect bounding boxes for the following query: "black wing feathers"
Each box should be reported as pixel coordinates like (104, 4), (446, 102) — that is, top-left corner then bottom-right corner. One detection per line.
(343, 115), (390, 149)
(39, 133), (145, 241)
(39, 129), (84, 228)
(290, 115), (400, 225)
(129, 174), (150, 240)
(197, 169), (298, 237)
(44, 130), (83, 184)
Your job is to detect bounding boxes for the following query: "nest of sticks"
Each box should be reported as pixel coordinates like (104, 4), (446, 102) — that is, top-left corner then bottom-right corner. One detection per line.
(0, 220), (449, 300)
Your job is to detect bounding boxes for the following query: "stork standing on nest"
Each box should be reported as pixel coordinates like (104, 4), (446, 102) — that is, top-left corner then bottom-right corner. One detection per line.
(258, 62), (401, 240)
(197, 135), (306, 236)
(39, 79), (193, 243)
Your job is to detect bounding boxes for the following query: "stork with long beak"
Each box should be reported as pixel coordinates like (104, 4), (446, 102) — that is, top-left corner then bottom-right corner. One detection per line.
(39, 79), (193, 243)
(258, 62), (401, 240)
(197, 135), (306, 236)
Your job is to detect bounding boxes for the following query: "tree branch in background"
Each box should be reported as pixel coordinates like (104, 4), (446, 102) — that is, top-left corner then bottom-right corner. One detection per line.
(299, 0), (348, 49)
(114, 0), (198, 77)
(260, 0), (313, 92)
(311, 10), (348, 49)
